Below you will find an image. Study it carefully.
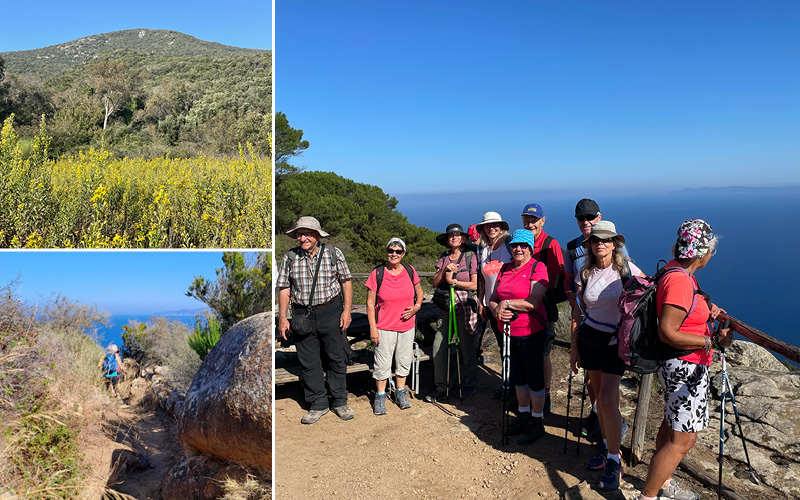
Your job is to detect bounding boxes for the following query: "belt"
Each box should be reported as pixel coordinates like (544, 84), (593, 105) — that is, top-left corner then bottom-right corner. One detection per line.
(295, 294), (340, 311)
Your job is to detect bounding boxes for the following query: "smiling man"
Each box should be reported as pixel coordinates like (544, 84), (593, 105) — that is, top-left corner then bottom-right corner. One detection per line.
(277, 216), (354, 424)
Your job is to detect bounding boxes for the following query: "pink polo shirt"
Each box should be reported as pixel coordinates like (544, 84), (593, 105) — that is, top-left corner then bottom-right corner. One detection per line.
(365, 265), (420, 332)
(494, 259), (549, 337)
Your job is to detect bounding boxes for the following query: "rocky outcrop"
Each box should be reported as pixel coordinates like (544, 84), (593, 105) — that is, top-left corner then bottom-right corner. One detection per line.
(161, 453), (252, 500)
(176, 313), (272, 473)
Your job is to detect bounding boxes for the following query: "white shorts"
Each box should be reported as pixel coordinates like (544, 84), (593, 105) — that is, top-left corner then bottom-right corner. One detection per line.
(373, 328), (415, 380)
(657, 358), (710, 433)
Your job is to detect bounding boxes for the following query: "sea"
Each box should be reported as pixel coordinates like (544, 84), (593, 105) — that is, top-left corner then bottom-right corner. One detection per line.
(397, 186), (800, 364)
(93, 313), (202, 350)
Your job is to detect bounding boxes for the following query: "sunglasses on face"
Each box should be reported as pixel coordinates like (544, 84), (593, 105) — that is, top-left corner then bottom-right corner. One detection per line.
(509, 243), (529, 250)
(577, 214), (597, 222)
(591, 237), (615, 245)
(387, 248), (405, 255)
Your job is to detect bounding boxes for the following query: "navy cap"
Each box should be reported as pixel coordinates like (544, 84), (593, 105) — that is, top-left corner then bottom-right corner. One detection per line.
(521, 203), (544, 218)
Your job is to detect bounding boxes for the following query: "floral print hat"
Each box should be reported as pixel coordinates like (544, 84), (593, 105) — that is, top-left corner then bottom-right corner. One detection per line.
(676, 219), (715, 259)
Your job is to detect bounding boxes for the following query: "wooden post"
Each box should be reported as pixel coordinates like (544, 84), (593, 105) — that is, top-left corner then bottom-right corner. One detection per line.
(630, 372), (654, 465)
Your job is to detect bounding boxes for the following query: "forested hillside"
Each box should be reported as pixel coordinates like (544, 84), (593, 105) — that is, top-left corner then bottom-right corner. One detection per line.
(0, 29), (271, 158)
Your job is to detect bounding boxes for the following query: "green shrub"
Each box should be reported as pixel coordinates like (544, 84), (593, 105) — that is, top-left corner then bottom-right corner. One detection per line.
(187, 316), (221, 361)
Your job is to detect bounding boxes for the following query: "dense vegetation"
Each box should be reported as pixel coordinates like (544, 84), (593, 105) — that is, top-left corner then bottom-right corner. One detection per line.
(0, 29), (271, 159)
(0, 117), (270, 248)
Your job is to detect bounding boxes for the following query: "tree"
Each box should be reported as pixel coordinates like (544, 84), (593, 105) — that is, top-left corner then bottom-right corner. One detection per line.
(185, 252), (271, 333)
(275, 111), (308, 177)
(86, 59), (139, 130)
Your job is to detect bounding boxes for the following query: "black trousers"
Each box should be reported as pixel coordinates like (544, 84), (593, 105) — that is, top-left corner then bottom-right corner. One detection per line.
(294, 295), (348, 410)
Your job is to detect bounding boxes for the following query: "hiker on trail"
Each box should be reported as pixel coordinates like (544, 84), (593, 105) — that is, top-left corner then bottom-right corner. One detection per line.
(475, 211), (513, 399)
(98, 343), (125, 398)
(520, 203), (565, 415)
(488, 229), (549, 445)
(425, 223), (479, 403)
(563, 198), (629, 438)
(637, 219), (732, 500)
(277, 216), (355, 425)
(571, 221), (643, 490)
(365, 238), (424, 415)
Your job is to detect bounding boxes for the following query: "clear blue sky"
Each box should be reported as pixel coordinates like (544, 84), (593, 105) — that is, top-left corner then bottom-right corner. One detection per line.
(277, 1), (800, 194)
(1, 0), (271, 51)
(0, 251), (230, 314)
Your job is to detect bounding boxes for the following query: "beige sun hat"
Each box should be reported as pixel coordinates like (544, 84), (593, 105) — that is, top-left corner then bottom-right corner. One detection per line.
(582, 220), (625, 247)
(285, 216), (329, 238)
(475, 211), (509, 232)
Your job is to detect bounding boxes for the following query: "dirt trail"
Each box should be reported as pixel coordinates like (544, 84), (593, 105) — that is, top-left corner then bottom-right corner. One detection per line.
(275, 342), (735, 500)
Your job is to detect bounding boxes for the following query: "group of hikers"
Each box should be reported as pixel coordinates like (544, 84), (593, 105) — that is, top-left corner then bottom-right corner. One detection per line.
(276, 200), (732, 500)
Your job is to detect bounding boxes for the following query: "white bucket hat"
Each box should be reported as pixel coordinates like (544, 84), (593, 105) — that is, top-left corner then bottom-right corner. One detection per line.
(285, 216), (330, 238)
(475, 211), (509, 232)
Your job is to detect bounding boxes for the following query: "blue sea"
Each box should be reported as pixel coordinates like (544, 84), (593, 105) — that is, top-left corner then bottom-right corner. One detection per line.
(397, 186), (800, 361)
(94, 313), (200, 350)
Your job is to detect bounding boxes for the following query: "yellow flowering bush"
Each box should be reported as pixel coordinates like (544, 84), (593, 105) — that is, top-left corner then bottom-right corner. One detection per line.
(0, 115), (271, 248)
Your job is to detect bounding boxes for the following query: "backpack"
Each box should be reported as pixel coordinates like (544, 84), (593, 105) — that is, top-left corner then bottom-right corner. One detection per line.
(102, 353), (118, 376)
(616, 262), (700, 374)
(432, 250), (476, 312)
(373, 263), (417, 323)
(538, 236), (568, 321)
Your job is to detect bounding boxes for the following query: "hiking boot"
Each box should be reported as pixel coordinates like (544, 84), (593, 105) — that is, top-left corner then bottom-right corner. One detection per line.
(600, 458), (623, 490)
(461, 386), (477, 400)
(300, 408), (329, 424)
(581, 410), (601, 437)
(586, 443), (607, 470)
(395, 388), (412, 410)
(373, 393), (387, 416)
(507, 412), (531, 436)
(657, 481), (699, 500)
(518, 417), (545, 445)
(424, 389), (448, 403)
(332, 404), (354, 421)
(543, 393), (552, 416)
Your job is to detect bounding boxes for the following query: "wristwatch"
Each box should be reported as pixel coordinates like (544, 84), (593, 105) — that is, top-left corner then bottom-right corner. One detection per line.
(506, 300), (510, 309)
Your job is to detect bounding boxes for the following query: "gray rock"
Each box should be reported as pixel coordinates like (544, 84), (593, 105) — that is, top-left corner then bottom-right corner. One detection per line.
(178, 313), (272, 473)
(724, 340), (788, 373)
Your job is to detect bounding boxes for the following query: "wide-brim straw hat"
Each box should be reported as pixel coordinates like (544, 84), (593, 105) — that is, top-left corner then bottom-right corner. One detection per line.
(475, 211), (509, 232)
(582, 220), (625, 247)
(286, 216), (329, 238)
(436, 223), (466, 246)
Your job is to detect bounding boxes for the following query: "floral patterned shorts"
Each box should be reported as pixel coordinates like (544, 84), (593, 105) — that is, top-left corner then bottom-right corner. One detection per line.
(657, 358), (710, 433)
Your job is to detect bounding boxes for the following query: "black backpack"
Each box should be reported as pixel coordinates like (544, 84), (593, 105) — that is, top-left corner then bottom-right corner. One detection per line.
(538, 236), (568, 322)
(373, 263), (417, 323)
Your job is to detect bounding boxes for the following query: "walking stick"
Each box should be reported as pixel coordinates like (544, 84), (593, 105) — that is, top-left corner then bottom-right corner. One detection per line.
(501, 310), (518, 446)
(576, 369), (587, 454)
(564, 367), (574, 453)
(446, 285), (462, 400)
(716, 317), (759, 500)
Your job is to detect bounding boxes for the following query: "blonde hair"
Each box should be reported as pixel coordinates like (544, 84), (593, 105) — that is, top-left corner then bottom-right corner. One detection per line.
(580, 237), (630, 284)
(478, 228), (510, 248)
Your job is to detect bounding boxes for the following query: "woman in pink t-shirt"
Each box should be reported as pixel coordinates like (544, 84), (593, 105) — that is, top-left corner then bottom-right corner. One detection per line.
(489, 229), (549, 446)
(638, 220), (733, 500)
(365, 238), (424, 416)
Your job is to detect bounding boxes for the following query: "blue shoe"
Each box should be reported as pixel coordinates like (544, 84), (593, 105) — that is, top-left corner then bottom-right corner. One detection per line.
(395, 388), (412, 410)
(600, 458), (623, 490)
(373, 393), (387, 415)
(586, 443), (607, 470)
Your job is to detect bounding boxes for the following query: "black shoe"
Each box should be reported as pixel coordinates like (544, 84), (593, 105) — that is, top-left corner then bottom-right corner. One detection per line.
(543, 393), (552, 416)
(424, 389), (448, 403)
(507, 412), (531, 436)
(461, 386), (477, 400)
(581, 410), (601, 437)
(518, 417), (545, 445)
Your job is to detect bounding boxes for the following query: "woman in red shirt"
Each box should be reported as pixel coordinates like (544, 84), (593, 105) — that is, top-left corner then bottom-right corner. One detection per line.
(638, 220), (733, 500)
(489, 229), (549, 445)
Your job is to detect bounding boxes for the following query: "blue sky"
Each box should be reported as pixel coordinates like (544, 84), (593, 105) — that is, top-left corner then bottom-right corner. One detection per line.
(277, 1), (800, 194)
(1, 0), (271, 51)
(0, 252), (231, 314)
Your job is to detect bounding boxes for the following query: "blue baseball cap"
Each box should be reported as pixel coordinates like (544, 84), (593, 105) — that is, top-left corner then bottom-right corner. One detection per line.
(508, 229), (536, 250)
(521, 203), (544, 218)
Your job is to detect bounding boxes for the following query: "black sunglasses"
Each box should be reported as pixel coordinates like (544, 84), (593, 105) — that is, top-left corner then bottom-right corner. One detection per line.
(509, 243), (530, 249)
(577, 214), (597, 222)
(387, 248), (405, 255)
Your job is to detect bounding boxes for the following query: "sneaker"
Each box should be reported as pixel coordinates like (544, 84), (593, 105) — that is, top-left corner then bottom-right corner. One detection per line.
(424, 389), (448, 403)
(543, 393), (552, 416)
(461, 386), (477, 400)
(332, 404), (354, 421)
(581, 410), (601, 437)
(395, 388), (412, 410)
(507, 412), (531, 436)
(586, 443), (607, 470)
(621, 418), (629, 443)
(600, 458), (623, 490)
(657, 481), (699, 500)
(373, 393), (387, 415)
(518, 417), (545, 445)
(300, 408), (329, 424)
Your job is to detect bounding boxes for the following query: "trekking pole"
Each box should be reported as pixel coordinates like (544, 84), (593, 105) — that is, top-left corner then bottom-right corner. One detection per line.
(564, 367), (574, 454)
(715, 317), (759, 500)
(501, 310), (518, 446)
(446, 285), (461, 400)
(576, 369), (587, 454)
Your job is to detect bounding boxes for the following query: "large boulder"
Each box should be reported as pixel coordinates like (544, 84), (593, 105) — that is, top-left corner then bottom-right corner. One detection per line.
(723, 340), (789, 373)
(177, 313), (272, 472)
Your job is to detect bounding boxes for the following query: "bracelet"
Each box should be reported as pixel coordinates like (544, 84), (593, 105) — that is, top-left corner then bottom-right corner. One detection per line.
(453, 279), (458, 287)
(506, 299), (510, 309)
(703, 336), (711, 354)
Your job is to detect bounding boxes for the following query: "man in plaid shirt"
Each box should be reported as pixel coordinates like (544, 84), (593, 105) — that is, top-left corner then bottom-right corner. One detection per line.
(277, 216), (354, 424)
